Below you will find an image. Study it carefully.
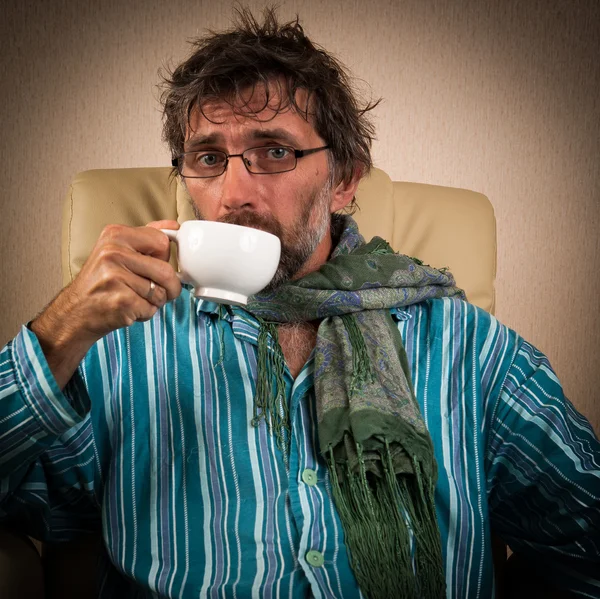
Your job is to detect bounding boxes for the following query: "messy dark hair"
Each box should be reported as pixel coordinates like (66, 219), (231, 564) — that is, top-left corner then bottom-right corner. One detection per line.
(160, 6), (380, 211)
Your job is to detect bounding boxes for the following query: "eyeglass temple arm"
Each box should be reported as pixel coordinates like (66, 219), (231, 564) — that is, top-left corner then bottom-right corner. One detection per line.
(294, 145), (330, 158)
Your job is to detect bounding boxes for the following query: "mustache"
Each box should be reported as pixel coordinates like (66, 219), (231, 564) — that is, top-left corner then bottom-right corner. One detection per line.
(218, 210), (283, 239)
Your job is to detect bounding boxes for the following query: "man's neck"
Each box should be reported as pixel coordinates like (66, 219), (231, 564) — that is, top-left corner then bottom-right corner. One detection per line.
(291, 214), (345, 281)
(292, 234), (333, 281)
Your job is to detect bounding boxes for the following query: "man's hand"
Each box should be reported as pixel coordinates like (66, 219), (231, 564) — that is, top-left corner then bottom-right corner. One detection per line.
(30, 220), (182, 390)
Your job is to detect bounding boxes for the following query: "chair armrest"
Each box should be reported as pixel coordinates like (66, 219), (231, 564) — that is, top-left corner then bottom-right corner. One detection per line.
(42, 533), (102, 599)
(0, 527), (44, 598)
(504, 552), (579, 599)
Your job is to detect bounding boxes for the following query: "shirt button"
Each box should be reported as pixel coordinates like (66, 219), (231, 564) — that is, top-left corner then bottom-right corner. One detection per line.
(301, 468), (317, 486)
(306, 549), (324, 568)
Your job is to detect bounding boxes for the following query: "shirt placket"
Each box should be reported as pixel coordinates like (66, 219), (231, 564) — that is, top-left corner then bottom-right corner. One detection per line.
(286, 360), (360, 598)
(225, 306), (358, 597)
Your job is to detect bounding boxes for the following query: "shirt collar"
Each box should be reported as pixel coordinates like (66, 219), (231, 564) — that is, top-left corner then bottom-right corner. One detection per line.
(190, 286), (263, 346)
(189, 286), (412, 347)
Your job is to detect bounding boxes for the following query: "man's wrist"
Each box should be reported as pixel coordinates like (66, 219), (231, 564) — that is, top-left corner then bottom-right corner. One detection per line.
(29, 309), (96, 390)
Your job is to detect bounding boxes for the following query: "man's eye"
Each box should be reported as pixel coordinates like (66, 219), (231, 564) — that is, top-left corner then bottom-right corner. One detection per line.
(198, 153), (220, 166)
(267, 147), (290, 160)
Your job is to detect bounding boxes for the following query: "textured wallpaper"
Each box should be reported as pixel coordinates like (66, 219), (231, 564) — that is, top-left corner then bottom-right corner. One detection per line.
(0, 0), (598, 432)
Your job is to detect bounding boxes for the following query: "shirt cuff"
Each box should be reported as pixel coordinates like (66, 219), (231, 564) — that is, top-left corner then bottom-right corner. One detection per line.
(10, 325), (90, 436)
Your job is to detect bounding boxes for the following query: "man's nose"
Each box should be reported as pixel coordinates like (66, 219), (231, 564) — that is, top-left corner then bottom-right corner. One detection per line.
(220, 156), (255, 211)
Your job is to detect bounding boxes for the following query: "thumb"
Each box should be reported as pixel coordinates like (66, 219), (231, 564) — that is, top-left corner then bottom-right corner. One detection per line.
(146, 220), (180, 230)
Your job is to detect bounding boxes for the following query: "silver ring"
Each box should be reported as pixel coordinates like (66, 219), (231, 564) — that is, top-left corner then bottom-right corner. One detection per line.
(146, 279), (156, 302)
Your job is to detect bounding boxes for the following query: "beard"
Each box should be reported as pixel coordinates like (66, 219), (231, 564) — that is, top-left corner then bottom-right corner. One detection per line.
(190, 181), (332, 290)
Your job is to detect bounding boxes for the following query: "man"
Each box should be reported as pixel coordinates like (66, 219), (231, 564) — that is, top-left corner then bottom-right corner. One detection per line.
(0, 7), (598, 599)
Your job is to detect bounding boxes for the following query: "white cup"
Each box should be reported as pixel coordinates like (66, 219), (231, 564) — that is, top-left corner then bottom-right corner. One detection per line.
(161, 221), (281, 306)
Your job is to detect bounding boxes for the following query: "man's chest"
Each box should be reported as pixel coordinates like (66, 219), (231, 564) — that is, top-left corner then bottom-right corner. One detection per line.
(277, 322), (319, 378)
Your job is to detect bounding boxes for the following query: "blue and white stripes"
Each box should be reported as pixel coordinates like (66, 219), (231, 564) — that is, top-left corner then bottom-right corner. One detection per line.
(1, 291), (599, 598)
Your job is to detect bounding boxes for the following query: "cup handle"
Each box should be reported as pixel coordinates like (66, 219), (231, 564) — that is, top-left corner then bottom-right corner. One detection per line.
(160, 228), (178, 242)
(160, 228), (188, 284)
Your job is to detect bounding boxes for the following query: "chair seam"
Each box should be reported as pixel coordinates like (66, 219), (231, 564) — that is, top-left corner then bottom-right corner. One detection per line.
(68, 184), (74, 283)
(491, 200), (498, 315)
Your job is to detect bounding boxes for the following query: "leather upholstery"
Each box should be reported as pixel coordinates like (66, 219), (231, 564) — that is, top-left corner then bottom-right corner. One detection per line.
(62, 167), (496, 312)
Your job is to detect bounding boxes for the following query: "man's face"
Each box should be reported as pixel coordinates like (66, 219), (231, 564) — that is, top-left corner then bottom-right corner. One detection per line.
(183, 86), (345, 288)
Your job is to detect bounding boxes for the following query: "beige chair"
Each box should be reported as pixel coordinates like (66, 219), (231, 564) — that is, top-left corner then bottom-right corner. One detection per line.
(5, 166), (499, 598)
(62, 167), (496, 311)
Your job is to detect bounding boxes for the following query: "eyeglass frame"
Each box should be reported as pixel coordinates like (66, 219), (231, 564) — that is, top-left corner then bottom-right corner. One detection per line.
(171, 144), (330, 178)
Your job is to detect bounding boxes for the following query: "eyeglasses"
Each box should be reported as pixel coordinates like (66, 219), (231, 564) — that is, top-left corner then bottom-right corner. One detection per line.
(172, 144), (330, 178)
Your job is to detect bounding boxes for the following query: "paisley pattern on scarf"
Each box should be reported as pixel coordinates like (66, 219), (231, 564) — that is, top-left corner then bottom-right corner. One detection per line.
(248, 217), (463, 324)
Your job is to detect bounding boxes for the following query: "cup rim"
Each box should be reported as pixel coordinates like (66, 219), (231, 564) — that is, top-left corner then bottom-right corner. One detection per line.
(182, 219), (279, 241)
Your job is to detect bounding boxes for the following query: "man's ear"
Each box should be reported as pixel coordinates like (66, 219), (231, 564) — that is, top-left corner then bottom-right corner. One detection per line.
(329, 167), (364, 213)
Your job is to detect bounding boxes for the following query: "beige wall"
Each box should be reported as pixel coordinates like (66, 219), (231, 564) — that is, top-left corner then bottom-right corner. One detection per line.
(0, 0), (598, 432)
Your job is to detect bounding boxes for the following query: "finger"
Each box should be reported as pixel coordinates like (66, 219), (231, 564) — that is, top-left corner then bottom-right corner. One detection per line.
(86, 270), (163, 329)
(106, 246), (182, 301)
(145, 222), (180, 262)
(146, 220), (180, 230)
(135, 302), (161, 324)
(121, 294), (162, 326)
(120, 271), (167, 309)
(99, 224), (172, 261)
(142, 279), (166, 309)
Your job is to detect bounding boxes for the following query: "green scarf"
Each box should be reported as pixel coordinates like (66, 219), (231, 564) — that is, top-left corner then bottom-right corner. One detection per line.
(245, 215), (465, 599)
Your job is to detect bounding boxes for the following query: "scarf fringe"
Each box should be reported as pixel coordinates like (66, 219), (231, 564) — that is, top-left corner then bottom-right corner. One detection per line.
(327, 440), (445, 599)
(340, 314), (375, 393)
(252, 321), (290, 457)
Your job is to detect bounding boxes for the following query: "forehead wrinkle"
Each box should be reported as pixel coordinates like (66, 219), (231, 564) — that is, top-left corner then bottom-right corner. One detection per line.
(185, 126), (303, 150)
(186, 97), (315, 149)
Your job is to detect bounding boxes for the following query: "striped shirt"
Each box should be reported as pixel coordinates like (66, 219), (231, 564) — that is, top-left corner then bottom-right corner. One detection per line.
(1, 291), (599, 598)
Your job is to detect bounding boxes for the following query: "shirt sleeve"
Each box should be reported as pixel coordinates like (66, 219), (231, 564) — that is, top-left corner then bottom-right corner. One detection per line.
(486, 339), (600, 597)
(0, 326), (99, 541)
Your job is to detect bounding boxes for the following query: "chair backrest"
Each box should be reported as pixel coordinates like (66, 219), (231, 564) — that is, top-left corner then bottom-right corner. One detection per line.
(62, 167), (496, 312)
